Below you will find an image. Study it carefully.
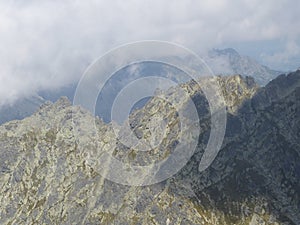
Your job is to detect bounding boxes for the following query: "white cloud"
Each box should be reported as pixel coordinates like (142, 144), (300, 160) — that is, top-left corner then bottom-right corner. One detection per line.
(0, 0), (299, 105)
(261, 40), (300, 70)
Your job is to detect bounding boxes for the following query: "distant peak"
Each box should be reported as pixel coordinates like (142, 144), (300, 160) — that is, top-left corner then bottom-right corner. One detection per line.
(213, 48), (240, 56)
(223, 48), (239, 54)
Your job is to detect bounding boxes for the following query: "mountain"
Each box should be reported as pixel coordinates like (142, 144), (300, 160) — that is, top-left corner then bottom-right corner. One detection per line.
(0, 84), (76, 126)
(0, 48), (283, 125)
(0, 95), (45, 125)
(38, 83), (77, 103)
(205, 48), (283, 85)
(0, 70), (299, 224)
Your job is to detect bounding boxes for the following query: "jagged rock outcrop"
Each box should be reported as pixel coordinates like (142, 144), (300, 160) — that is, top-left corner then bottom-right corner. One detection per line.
(0, 71), (299, 224)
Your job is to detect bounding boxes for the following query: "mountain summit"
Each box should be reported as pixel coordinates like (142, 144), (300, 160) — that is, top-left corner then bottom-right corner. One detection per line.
(205, 48), (282, 85)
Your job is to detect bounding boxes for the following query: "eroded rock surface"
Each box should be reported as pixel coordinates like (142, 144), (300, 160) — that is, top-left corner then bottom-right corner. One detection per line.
(0, 72), (299, 224)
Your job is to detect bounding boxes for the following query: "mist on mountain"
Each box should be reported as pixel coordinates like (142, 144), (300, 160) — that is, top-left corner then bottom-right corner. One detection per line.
(0, 48), (286, 125)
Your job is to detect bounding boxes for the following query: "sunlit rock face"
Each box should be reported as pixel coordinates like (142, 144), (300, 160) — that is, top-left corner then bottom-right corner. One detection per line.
(0, 71), (299, 224)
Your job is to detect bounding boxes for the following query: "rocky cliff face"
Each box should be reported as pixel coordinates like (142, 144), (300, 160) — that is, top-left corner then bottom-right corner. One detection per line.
(0, 71), (299, 225)
(177, 70), (300, 224)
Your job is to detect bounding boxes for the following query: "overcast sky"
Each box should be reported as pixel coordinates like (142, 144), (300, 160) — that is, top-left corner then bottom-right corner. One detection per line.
(0, 0), (299, 106)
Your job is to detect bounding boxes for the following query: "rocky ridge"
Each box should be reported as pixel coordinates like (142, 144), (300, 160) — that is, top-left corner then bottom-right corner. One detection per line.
(0, 71), (299, 224)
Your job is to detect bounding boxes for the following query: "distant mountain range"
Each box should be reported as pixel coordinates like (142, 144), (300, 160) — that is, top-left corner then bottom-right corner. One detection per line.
(0, 83), (76, 125)
(0, 48), (285, 125)
(0, 95), (44, 125)
(204, 48), (283, 85)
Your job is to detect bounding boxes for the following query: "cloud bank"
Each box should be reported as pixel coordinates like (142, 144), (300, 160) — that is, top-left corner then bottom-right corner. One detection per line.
(0, 0), (299, 106)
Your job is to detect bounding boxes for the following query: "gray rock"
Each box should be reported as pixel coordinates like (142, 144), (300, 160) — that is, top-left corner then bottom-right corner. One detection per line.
(0, 72), (299, 224)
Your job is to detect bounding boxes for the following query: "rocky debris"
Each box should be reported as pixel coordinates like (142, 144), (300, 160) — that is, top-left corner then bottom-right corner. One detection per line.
(0, 72), (299, 224)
